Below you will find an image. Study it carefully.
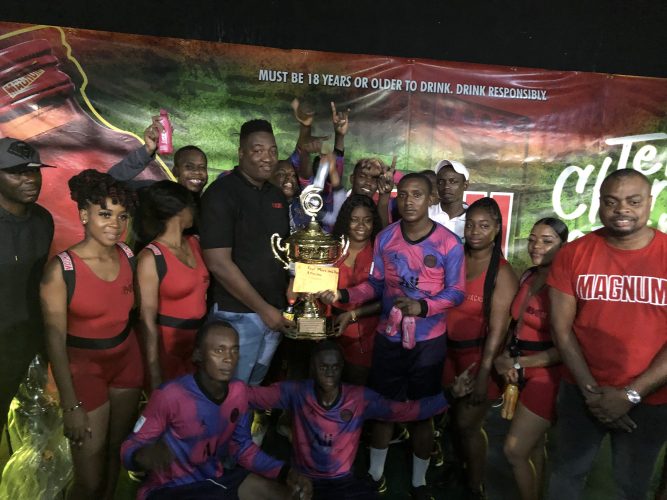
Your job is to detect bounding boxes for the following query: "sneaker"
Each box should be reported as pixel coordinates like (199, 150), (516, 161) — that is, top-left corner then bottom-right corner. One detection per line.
(127, 470), (145, 482)
(366, 473), (387, 494)
(251, 410), (269, 446)
(466, 485), (487, 500)
(430, 440), (444, 468)
(411, 485), (434, 500)
(388, 424), (410, 445)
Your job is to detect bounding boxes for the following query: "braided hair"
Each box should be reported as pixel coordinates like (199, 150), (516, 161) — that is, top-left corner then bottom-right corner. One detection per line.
(465, 197), (504, 323)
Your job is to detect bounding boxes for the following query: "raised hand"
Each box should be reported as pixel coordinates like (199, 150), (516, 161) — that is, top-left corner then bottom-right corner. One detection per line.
(291, 98), (315, 128)
(144, 116), (163, 155)
(377, 155), (397, 195)
(331, 101), (350, 136)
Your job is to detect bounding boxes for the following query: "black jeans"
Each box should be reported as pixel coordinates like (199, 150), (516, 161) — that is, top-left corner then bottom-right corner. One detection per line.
(547, 381), (667, 500)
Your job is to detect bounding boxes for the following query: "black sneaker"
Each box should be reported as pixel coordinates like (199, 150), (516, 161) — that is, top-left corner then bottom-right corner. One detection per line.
(388, 424), (410, 445)
(366, 473), (387, 494)
(430, 440), (444, 468)
(411, 485), (434, 500)
(466, 484), (487, 500)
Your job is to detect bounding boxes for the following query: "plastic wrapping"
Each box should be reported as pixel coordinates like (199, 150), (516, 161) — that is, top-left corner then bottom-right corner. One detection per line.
(0, 355), (72, 499)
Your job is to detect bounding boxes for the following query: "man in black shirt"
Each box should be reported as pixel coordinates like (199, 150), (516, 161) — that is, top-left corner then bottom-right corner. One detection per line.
(0, 138), (54, 431)
(200, 120), (292, 387)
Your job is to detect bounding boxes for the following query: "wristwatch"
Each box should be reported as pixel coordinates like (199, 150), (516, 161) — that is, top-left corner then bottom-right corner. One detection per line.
(513, 357), (522, 370)
(624, 387), (641, 405)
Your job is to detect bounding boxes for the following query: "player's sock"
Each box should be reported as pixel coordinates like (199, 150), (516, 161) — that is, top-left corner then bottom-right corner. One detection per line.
(368, 447), (389, 481)
(412, 454), (430, 487)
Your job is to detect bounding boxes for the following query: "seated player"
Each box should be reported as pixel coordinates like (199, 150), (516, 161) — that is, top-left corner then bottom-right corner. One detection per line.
(248, 341), (475, 500)
(121, 321), (312, 500)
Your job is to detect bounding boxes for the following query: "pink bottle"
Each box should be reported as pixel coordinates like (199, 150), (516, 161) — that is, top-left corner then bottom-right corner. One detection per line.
(402, 316), (416, 350)
(385, 306), (402, 337)
(157, 109), (173, 154)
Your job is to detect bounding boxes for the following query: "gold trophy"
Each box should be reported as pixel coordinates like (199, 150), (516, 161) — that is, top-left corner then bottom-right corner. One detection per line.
(270, 159), (348, 340)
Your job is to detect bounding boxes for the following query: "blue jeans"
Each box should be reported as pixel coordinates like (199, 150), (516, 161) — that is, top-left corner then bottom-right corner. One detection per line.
(209, 305), (282, 386)
(547, 381), (667, 500)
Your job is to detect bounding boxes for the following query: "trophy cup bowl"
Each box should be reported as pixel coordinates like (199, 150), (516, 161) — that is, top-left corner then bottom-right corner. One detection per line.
(271, 218), (348, 340)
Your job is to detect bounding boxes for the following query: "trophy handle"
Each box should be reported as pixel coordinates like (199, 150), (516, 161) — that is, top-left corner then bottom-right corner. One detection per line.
(270, 233), (291, 270)
(333, 235), (350, 266)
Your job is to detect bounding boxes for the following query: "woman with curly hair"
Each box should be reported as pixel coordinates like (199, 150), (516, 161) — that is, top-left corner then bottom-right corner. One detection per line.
(40, 169), (143, 499)
(329, 194), (383, 385)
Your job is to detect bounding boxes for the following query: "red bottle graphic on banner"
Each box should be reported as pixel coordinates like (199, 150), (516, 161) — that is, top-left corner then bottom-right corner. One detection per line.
(0, 39), (168, 254)
(157, 109), (173, 155)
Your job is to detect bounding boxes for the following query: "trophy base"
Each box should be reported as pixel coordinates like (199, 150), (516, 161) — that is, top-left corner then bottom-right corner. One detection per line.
(284, 316), (338, 341)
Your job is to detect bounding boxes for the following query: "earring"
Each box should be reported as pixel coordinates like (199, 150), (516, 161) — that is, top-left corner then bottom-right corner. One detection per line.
(81, 219), (88, 225)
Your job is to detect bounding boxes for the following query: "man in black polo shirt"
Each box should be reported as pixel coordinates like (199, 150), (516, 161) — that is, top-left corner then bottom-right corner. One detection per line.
(0, 138), (54, 431)
(200, 119), (292, 387)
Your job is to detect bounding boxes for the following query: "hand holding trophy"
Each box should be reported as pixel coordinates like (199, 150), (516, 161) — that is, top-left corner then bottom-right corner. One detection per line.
(270, 156), (348, 340)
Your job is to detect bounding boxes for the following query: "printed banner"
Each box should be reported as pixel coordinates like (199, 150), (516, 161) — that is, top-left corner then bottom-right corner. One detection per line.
(1, 22), (666, 269)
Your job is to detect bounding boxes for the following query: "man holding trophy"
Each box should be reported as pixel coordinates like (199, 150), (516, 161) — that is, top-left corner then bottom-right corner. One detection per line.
(320, 173), (466, 500)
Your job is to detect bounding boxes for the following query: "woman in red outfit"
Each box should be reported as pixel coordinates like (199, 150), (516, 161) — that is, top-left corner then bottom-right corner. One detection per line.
(445, 197), (518, 498)
(493, 217), (568, 500)
(136, 181), (209, 391)
(330, 194), (383, 385)
(40, 170), (142, 499)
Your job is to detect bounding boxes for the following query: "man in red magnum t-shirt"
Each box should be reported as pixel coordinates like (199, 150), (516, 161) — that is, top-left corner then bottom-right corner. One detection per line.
(546, 169), (667, 500)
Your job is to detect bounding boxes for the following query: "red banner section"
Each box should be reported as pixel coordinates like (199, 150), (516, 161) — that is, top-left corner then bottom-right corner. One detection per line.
(1, 22), (666, 267)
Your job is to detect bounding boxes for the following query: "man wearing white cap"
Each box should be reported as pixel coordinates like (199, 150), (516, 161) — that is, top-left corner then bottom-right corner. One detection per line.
(428, 160), (470, 239)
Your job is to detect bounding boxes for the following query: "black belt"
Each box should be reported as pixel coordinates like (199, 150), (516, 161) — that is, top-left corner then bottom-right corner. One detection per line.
(515, 339), (554, 352)
(447, 337), (484, 349)
(156, 314), (205, 330)
(67, 317), (132, 350)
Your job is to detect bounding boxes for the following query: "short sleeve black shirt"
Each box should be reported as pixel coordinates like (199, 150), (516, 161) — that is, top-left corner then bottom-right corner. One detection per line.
(200, 167), (290, 312)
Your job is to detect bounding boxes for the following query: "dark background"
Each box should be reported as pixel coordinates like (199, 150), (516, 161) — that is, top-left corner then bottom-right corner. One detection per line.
(3, 0), (667, 78)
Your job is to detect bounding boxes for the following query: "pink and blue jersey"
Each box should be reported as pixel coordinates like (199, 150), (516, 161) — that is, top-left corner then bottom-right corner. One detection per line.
(347, 221), (465, 343)
(248, 380), (448, 479)
(121, 375), (284, 500)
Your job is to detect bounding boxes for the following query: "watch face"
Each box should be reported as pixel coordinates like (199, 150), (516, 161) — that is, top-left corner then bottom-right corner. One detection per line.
(626, 389), (641, 404)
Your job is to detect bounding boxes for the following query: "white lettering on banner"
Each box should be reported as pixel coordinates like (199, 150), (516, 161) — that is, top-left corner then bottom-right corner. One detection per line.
(576, 274), (667, 306)
(2, 69), (44, 98)
(456, 84), (486, 96)
(488, 86), (547, 101)
(258, 69), (289, 82)
(419, 81), (452, 94)
(552, 133), (667, 232)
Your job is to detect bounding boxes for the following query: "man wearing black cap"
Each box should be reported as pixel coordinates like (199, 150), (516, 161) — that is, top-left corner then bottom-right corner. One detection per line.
(0, 137), (54, 431)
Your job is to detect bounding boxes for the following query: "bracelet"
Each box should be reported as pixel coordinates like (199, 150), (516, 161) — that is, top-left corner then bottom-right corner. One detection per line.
(62, 401), (83, 413)
(350, 310), (357, 322)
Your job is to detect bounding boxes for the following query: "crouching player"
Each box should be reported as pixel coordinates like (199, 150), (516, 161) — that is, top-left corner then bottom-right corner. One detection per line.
(248, 341), (474, 499)
(121, 321), (312, 499)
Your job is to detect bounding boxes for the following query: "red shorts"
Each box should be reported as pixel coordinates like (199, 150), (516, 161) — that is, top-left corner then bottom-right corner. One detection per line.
(337, 331), (375, 368)
(443, 346), (502, 400)
(159, 326), (196, 381)
(67, 330), (144, 411)
(518, 365), (561, 422)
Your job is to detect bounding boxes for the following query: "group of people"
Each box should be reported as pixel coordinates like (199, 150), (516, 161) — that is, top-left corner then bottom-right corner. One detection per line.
(0, 98), (665, 500)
